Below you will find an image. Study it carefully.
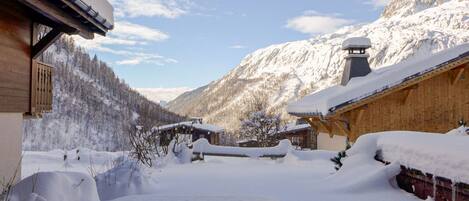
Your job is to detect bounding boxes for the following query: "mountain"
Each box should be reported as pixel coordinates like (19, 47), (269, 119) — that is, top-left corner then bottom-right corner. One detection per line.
(23, 37), (185, 151)
(135, 87), (192, 106)
(167, 0), (469, 132)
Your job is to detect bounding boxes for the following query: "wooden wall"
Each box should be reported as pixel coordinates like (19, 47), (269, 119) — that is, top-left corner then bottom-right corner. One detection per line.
(343, 62), (469, 140)
(0, 1), (32, 112)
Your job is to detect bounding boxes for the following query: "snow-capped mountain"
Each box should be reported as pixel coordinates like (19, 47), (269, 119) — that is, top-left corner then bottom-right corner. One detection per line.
(167, 0), (469, 131)
(135, 87), (192, 106)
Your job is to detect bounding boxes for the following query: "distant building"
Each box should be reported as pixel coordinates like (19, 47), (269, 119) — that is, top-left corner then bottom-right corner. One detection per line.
(237, 139), (259, 147)
(155, 119), (224, 145)
(276, 121), (316, 150)
(288, 37), (469, 149)
(0, 0), (113, 186)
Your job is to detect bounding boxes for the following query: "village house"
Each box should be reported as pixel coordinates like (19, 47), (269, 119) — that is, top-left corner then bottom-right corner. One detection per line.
(0, 0), (113, 187)
(276, 121), (316, 150)
(287, 37), (469, 150)
(155, 118), (224, 145)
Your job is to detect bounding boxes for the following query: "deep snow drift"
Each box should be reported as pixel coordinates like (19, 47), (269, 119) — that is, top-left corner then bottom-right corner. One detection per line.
(16, 136), (428, 201)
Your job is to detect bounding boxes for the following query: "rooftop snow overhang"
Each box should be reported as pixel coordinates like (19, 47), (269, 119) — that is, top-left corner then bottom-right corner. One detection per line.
(287, 44), (469, 118)
(19, 0), (114, 39)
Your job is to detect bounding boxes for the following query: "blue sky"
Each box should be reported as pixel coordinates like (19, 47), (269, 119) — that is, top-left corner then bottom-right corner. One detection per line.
(75, 0), (389, 89)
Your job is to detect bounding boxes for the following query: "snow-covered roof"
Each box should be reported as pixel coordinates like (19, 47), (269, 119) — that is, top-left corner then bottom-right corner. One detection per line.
(156, 121), (224, 133)
(277, 123), (311, 135)
(288, 43), (469, 116)
(342, 37), (371, 50)
(350, 127), (469, 183)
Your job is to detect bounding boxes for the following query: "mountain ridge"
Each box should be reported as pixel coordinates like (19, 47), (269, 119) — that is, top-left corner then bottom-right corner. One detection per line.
(167, 0), (469, 132)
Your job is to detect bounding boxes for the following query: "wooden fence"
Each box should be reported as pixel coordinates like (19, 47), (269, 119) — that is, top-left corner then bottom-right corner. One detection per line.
(30, 60), (53, 115)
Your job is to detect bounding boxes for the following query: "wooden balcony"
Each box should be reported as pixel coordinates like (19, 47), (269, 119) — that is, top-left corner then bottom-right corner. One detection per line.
(30, 60), (53, 115)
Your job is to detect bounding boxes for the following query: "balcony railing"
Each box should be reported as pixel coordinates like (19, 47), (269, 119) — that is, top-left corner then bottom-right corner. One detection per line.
(31, 60), (53, 115)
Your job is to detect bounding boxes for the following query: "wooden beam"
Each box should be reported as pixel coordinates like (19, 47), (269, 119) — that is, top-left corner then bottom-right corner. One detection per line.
(334, 121), (350, 137)
(354, 108), (365, 125)
(317, 120), (334, 137)
(18, 0), (94, 39)
(450, 67), (465, 85)
(32, 28), (63, 59)
(401, 84), (418, 105)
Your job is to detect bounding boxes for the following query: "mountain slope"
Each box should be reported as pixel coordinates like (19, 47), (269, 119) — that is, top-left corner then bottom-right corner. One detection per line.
(168, 0), (469, 131)
(23, 37), (185, 151)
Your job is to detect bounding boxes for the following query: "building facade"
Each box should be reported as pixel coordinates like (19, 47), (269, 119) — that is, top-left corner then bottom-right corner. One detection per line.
(288, 38), (469, 143)
(0, 0), (113, 188)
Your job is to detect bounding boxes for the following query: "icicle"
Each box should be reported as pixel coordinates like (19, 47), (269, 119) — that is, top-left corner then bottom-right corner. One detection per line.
(432, 175), (436, 199)
(451, 182), (456, 201)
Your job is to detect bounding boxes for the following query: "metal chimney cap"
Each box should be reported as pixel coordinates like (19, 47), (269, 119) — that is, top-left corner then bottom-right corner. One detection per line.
(342, 37), (371, 50)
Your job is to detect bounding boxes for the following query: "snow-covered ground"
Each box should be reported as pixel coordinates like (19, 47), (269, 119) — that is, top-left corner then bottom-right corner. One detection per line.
(19, 146), (421, 201)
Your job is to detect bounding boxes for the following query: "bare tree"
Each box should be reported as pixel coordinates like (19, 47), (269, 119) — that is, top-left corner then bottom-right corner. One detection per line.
(238, 91), (282, 147)
(128, 119), (159, 167)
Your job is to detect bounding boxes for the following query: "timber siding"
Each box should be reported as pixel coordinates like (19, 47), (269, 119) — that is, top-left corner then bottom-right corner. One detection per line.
(0, 1), (32, 112)
(343, 63), (469, 141)
(301, 55), (469, 142)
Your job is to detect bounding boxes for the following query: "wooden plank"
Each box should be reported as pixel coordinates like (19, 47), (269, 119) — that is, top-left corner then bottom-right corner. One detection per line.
(318, 120), (333, 134)
(401, 85), (418, 105)
(330, 57), (469, 117)
(334, 121), (350, 137)
(354, 108), (366, 125)
(450, 67), (465, 85)
(32, 28), (63, 59)
(58, 0), (108, 34)
(18, 0), (94, 39)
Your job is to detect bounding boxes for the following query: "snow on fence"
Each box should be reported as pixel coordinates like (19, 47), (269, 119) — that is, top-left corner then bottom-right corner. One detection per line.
(192, 139), (292, 158)
(352, 127), (469, 201)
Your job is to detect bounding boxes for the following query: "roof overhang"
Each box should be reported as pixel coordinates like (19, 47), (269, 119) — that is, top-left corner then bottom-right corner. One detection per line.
(18, 0), (114, 39)
(289, 51), (469, 119)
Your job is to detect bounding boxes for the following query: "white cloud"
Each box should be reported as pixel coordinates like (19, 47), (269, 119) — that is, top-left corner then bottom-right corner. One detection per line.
(229, 45), (246, 49)
(72, 21), (175, 67)
(365, 0), (391, 8)
(112, 21), (169, 42)
(286, 12), (355, 35)
(111, 0), (190, 18)
(115, 52), (178, 66)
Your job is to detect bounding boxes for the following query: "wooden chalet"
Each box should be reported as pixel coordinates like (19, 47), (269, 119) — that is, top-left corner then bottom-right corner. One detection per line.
(155, 118), (224, 146)
(0, 0), (113, 186)
(276, 121), (316, 150)
(288, 37), (469, 143)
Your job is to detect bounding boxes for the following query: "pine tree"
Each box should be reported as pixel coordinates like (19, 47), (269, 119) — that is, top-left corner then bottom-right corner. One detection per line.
(330, 138), (352, 171)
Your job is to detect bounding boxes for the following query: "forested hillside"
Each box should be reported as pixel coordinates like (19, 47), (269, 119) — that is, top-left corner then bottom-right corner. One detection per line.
(23, 37), (185, 151)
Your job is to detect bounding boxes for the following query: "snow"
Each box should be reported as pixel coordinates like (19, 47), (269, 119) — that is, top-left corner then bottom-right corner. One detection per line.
(168, 0), (469, 131)
(193, 139), (292, 157)
(9, 172), (100, 201)
(95, 157), (158, 201)
(18, 144), (424, 201)
(342, 37), (372, 49)
(278, 123), (310, 134)
(22, 148), (125, 179)
(156, 121), (224, 133)
(287, 43), (469, 115)
(376, 127), (469, 183)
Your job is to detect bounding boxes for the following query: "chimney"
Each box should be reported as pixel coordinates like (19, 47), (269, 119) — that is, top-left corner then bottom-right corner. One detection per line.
(340, 37), (372, 86)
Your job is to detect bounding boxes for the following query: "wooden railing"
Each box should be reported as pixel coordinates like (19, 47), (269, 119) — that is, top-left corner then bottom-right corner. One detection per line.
(31, 60), (53, 115)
